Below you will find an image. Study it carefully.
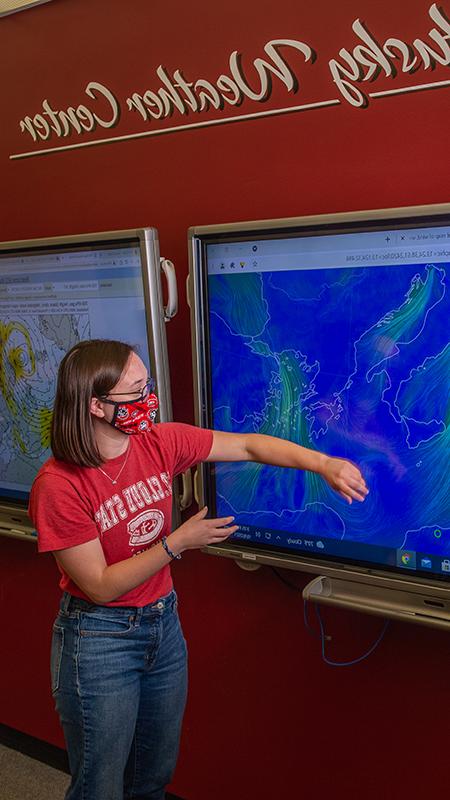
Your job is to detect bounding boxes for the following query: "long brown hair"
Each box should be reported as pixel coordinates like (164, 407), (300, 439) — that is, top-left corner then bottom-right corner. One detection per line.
(51, 339), (135, 467)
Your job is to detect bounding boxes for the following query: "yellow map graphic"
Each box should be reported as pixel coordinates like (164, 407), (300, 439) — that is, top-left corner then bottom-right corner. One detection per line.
(0, 321), (47, 450)
(0, 312), (90, 487)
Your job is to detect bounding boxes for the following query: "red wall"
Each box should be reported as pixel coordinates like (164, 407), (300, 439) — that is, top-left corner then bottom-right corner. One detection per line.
(1, 1), (449, 798)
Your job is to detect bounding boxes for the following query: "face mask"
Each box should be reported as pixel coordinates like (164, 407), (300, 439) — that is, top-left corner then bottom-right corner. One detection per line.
(107, 392), (159, 435)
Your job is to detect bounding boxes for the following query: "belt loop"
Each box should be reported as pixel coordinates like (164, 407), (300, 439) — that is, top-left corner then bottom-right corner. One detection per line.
(60, 592), (72, 613)
(135, 607), (144, 624)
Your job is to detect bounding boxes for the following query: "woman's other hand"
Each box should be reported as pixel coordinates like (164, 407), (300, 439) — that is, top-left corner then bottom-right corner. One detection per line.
(320, 456), (369, 504)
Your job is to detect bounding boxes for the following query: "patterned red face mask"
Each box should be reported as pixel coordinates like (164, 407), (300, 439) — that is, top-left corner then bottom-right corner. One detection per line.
(100, 380), (159, 435)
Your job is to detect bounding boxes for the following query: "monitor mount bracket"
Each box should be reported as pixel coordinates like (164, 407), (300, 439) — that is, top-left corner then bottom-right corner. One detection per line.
(302, 574), (450, 631)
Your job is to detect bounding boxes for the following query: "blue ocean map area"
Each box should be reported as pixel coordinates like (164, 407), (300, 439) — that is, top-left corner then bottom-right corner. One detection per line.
(208, 261), (449, 561)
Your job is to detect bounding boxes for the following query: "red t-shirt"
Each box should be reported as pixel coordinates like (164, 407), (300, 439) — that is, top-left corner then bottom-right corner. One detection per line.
(28, 423), (213, 607)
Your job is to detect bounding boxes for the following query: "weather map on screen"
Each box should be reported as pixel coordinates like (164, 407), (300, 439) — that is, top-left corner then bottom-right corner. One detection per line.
(0, 241), (151, 501)
(205, 224), (449, 581)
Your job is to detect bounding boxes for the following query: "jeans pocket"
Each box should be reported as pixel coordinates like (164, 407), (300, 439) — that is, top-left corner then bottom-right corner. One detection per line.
(79, 612), (135, 637)
(50, 625), (64, 695)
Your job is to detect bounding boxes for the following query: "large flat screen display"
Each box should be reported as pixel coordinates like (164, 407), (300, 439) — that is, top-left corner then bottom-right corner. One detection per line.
(189, 206), (449, 590)
(0, 230), (171, 513)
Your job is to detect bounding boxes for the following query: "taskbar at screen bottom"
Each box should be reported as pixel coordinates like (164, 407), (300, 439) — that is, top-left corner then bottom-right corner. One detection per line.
(228, 525), (450, 582)
(0, 488), (29, 504)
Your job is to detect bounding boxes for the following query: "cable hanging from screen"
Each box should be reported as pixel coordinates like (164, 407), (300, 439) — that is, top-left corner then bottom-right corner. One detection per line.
(271, 567), (389, 666)
(305, 600), (390, 667)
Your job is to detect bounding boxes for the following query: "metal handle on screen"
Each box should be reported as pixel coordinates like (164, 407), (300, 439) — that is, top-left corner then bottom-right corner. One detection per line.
(193, 468), (200, 505)
(185, 275), (191, 308)
(160, 258), (178, 321)
(179, 469), (193, 510)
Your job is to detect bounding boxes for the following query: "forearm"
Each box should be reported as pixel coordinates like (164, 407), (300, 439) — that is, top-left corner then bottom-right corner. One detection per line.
(241, 433), (368, 505)
(85, 531), (184, 604)
(243, 433), (328, 474)
(58, 508), (236, 604)
(206, 431), (368, 503)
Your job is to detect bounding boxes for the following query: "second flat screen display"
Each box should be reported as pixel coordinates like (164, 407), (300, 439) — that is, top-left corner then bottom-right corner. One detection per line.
(204, 221), (449, 582)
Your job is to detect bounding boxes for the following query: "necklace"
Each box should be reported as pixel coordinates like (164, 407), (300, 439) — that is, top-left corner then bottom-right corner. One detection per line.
(97, 443), (131, 485)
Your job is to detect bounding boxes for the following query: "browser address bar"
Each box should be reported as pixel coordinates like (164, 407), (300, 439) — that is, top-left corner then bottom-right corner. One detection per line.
(345, 247), (450, 263)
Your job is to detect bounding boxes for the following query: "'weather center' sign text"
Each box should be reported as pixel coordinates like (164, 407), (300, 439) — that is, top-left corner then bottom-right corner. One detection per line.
(11, 4), (450, 159)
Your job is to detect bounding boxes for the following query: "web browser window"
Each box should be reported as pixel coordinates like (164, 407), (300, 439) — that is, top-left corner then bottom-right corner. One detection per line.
(201, 218), (449, 583)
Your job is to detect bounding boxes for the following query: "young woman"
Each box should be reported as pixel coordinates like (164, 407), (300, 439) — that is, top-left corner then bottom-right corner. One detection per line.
(29, 339), (368, 800)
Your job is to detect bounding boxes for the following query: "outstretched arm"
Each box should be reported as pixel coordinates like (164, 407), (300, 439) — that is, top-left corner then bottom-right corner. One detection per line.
(206, 430), (368, 504)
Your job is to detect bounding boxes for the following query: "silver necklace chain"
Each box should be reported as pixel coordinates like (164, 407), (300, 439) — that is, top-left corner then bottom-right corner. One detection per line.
(97, 443), (131, 485)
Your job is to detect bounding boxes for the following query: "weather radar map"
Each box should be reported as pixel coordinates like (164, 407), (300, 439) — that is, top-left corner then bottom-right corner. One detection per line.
(206, 231), (449, 578)
(0, 312), (90, 493)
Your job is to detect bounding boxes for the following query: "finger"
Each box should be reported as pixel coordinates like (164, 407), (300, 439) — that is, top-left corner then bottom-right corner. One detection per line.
(340, 474), (368, 489)
(348, 481), (369, 495)
(339, 490), (353, 504)
(194, 506), (209, 519)
(210, 525), (239, 540)
(208, 515), (235, 527)
(349, 484), (369, 499)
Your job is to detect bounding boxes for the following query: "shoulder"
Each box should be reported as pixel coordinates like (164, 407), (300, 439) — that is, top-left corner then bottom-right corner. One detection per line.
(145, 423), (213, 474)
(32, 455), (84, 487)
(30, 456), (91, 506)
(151, 422), (213, 448)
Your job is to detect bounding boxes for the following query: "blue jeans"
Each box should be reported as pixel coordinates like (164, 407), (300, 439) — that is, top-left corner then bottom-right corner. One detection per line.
(51, 590), (187, 800)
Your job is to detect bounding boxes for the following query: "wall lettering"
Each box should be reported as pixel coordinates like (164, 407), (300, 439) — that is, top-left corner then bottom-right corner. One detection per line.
(11, 4), (450, 159)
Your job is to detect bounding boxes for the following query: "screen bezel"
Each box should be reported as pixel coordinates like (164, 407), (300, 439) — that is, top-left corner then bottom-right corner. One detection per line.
(188, 203), (450, 597)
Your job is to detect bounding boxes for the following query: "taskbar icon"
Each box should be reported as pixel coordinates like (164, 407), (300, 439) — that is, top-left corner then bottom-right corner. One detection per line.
(396, 549), (417, 570)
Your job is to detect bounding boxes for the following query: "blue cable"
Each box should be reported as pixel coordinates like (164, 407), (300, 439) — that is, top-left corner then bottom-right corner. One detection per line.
(271, 569), (389, 666)
(309, 601), (390, 666)
(303, 596), (324, 640)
